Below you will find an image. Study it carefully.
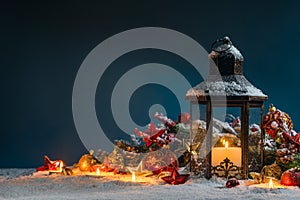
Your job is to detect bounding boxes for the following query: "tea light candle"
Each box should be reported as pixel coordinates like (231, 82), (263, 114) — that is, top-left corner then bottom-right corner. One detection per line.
(96, 168), (101, 176)
(132, 172), (136, 182)
(212, 141), (241, 166)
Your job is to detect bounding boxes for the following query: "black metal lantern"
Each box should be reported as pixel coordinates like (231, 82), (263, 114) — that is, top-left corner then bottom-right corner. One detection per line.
(186, 37), (268, 179)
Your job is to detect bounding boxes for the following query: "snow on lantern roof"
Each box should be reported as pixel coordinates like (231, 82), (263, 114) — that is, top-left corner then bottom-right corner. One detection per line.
(186, 36), (268, 102)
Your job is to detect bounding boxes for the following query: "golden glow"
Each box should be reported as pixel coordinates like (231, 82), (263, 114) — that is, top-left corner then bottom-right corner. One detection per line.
(269, 179), (273, 189)
(225, 141), (229, 149)
(96, 168), (101, 176)
(132, 172), (136, 182)
(222, 139), (226, 145)
(248, 178), (288, 189)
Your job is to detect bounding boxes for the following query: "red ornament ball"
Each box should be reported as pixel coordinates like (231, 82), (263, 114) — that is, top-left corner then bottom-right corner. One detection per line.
(281, 169), (300, 186)
(226, 178), (240, 188)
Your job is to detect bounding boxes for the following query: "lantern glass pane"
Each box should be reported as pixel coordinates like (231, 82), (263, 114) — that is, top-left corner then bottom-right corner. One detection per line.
(190, 104), (206, 158)
(212, 107), (241, 148)
(248, 107), (263, 172)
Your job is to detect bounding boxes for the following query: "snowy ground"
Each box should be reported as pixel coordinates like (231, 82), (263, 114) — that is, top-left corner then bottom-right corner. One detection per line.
(0, 169), (300, 200)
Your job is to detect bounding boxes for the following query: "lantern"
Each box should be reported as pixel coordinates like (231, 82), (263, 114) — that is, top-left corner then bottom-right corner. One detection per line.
(186, 37), (268, 179)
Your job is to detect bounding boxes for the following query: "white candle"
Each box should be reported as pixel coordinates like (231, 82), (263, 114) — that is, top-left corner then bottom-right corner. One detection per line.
(212, 145), (241, 166)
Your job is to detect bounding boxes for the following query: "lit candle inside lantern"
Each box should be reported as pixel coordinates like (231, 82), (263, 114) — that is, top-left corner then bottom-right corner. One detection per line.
(212, 141), (241, 166)
(132, 172), (136, 182)
(96, 168), (101, 176)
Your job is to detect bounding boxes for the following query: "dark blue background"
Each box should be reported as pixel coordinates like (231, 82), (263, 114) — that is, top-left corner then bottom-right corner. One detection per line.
(1, 0), (300, 167)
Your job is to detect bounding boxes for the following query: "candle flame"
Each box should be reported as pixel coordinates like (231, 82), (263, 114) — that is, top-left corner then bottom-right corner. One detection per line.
(225, 141), (229, 149)
(269, 179), (273, 189)
(132, 172), (136, 182)
(221, 139), (226, 145)
(96, 168), (100, 176)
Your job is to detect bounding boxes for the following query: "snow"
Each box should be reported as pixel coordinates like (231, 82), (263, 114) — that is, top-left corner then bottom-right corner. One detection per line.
(1, 169), (300, 200)
(186, 75), (267, 98)
(213, 45), (244, 61)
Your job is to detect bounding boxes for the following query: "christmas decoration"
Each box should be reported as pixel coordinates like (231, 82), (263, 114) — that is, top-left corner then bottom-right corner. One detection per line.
(133, 112), (187, 149)
(143, 148), (178, 175)
(36, 155), (64, 172)
(99, 157), (115, 172)
(161, 167), (190, 185)
(32, 36), (300, 189)
(280, 167), (300, 186)
(36, 155), (73, 175)
(263, 105), (300, 171)
(225, 177), (240, 188)
(263, 104), (293, 139)
(76, 150), (101, 172)
(127, 160), (152, 176)
(250, 163), (282, 183)
(186, 36), (268, 178)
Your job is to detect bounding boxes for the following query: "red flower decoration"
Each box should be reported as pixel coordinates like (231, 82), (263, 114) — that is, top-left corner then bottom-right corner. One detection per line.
(36, 155), (63, 172)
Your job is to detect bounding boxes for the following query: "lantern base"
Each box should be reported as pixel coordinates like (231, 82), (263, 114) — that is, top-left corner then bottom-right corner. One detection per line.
(211, 157), (242, 178)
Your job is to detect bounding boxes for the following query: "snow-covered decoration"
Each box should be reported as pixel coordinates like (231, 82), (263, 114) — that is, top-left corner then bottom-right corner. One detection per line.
(186, 36), (267, 100)
(132, 113), (190, 149)
(186, 75), (267, 97)
(250, 124), (261, 133)
(153, 112), (177, 128)
(212, 42), (243, 61)
(134, 122), (178, 148)
(263, 105), (294, 139)
(263, 105), (300, 171)
(213, 117), (238, 136)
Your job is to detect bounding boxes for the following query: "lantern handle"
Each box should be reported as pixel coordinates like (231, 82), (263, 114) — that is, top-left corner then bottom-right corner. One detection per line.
(211, 36), (232, 53)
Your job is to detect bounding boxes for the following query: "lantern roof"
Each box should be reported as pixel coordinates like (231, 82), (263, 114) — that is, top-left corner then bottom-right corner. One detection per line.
(186, 36), (268, 103)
